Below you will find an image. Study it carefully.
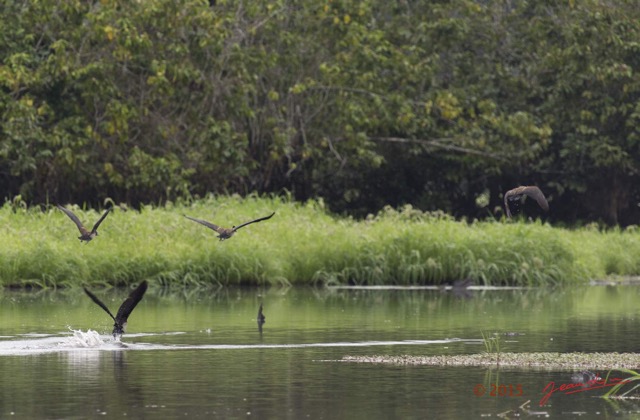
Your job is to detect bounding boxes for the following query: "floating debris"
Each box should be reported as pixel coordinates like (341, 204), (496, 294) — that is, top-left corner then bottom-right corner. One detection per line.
(339, 352), (640, 369)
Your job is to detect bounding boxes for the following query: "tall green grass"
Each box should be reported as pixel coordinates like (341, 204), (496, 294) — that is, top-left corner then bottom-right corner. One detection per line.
(1, 196), (640, 288)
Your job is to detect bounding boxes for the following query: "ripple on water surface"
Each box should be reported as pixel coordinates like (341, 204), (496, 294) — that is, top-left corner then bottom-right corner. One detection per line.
(0, 329), (481, 356)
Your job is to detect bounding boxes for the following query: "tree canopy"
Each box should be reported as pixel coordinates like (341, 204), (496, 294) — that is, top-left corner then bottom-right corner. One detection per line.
(1, 0), (639, 225)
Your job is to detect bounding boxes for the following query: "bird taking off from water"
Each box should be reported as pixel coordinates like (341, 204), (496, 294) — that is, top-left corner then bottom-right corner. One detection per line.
(184, 212), (275, 241)
(57, 204), (111, 243)
(84, 281), (148, 339)
(503, 186), (549, 218)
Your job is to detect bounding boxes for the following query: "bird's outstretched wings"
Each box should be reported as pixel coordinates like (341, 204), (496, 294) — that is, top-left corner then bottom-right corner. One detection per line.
(91, 208), (112, 233)
(57, 205), (89, 234)
(504, 186), (548, 218)
(183, 215), (224, 234)
(233, 212), (276, 231)
(84, 287), (116, 321)
(114, 281), (148, 325)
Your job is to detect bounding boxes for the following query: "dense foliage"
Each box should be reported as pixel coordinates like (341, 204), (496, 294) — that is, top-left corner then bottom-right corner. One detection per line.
(2, 196), (640, 287)
(1, 0), (639, 224)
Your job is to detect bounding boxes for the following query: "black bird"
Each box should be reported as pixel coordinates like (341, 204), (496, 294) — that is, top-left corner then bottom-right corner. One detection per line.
(84, 281), (148, 338)
(257, 303), (265, 334)
(452, 278), (473, 289)
(503, 186), (549, 218)
(184, 212), (275, 241)
(57, 204), (111, 243)
(571, 370), (601, 387)
(439, 278), (474, 299)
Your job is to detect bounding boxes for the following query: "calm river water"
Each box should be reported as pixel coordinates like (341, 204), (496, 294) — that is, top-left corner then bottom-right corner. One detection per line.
(0, 285), (639, 419)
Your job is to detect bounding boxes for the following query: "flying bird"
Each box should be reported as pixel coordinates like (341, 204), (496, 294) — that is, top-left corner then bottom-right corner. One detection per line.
(503, 186), (549, 218)
(57, 204), (111, 243)
(184, 212), (275, 241)
(84, 281), (148, 339)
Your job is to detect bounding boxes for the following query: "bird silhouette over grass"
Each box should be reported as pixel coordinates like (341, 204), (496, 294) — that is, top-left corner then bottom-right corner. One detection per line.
(184, 212), (275, 241)
(57, 204), (111, 243)
(503, 186), (549, 219)
(84, 281), (148, 339)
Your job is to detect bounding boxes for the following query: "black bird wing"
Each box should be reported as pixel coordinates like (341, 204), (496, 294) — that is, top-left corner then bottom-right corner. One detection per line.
(232, 212), (276, 232)
(184, 215), (225, 234)
(114, 281), (148, 326)
(504, 186), (549, 218)
(84, 287), (116, 322)
(91, 208), (112, 233)
(58, 205), (89, 235)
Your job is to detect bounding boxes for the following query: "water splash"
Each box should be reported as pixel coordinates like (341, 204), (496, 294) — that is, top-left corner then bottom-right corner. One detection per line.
(0, 332), (480, 356)
(62, 328), (105, 348)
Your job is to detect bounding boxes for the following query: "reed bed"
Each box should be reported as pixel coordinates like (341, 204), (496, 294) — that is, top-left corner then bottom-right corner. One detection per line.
(1, 196), (640, 288)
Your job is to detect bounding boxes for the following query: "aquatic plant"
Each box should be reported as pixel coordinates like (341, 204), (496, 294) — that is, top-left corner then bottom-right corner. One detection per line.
(481, 331), (503, 365)
(603, 368), (640, 399)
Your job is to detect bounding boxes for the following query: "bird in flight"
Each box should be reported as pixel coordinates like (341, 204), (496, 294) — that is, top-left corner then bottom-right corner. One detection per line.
(184, 212), (275, 241)
(84, 281), (148, 339)
(57, 204), (111, 243)
(503, 186), (549, 218)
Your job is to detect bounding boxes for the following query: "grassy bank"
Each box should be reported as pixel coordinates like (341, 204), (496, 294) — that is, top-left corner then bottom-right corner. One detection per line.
(1, 196), (640, 288)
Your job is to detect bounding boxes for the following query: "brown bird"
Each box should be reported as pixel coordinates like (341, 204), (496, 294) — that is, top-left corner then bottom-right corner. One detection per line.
(503, 186), (549, 218)
(184, 212), (275, 241)
(57, 204), (111, 243)
(84, 281), (148, 338)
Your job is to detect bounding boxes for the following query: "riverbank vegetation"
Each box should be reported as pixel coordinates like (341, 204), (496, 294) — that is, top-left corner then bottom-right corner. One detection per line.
(2, 196), (640, 288)
(2, 1), (640, 225)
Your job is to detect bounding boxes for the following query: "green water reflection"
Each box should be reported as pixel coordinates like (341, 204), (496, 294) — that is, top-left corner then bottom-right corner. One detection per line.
(0, 286), (639, 418)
